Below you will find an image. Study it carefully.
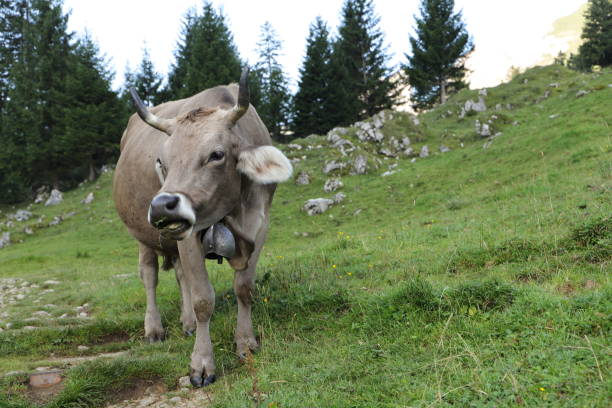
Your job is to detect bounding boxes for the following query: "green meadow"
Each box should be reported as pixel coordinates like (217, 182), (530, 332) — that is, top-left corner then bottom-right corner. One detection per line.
(0, 65), (610, 407)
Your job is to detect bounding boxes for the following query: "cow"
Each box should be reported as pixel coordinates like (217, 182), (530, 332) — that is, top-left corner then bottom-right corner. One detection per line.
(112, 69), (292, 387)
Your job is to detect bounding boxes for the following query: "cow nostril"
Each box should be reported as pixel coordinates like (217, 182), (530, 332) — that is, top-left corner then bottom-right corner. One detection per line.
(165, 196), (179, 210)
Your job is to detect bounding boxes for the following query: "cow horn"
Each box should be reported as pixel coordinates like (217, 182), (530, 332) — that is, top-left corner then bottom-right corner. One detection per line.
(130, 88), (174, 135)
(228, 67), (250, 125)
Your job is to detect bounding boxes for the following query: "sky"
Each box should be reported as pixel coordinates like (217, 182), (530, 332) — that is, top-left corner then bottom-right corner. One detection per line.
(62, 0), (587, 92)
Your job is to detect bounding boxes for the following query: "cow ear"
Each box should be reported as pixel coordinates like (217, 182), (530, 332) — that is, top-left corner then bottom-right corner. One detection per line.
(237, 145), (292, 184)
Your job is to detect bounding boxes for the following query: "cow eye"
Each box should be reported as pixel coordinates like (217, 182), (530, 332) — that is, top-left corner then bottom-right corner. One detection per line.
(209, 151), (225, 162)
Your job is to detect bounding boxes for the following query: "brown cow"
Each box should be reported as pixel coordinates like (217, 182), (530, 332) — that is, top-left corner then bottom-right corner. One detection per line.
(113, 69), (292, 387)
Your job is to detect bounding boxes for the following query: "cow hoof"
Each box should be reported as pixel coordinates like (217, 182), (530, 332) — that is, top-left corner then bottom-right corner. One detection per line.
(190, 375), (203, 388)
(184, 328), (195, 336)
(190, 374), (215, 388)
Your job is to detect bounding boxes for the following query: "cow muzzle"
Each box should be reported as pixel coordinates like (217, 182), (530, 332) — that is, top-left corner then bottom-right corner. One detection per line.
(148, 193), (196, 240)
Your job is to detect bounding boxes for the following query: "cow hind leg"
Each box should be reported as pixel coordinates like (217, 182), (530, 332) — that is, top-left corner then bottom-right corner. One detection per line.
(138, 243), (165, 342)
(173, 258), (196, 336)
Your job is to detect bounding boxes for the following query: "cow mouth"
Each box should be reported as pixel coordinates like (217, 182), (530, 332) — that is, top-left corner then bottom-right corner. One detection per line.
(156, 219), (193, 238)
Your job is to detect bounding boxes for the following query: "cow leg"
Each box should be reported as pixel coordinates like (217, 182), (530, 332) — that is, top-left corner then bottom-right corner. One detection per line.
(178, 236), (216, 388)
(138, 243), (165, 342)
(173, 258), (196, 336)
(234, 262), (259, 359)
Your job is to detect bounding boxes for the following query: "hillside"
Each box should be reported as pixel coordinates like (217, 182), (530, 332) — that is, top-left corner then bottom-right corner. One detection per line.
(0, 65), (610, 407)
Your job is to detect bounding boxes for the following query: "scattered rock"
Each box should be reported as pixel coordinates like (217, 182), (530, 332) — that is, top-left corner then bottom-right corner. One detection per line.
(378, 148), (397, 158)
(410, 158), (417, 163)
(575, 90), (590, 98)
(495, 103), (502, 111)
(549, 114), (559, 119)
(81, 192), (94, 205)
(24, 226), (33, 235)
(178, 376), (191, 388)
(475, 120), (491, 138)
(287, 143), (302, 150)
(32, 311), (52, 317)
(354, 120), (384, 143)
(478, 89), (488, 97)
(463, 96), (487, 114)
(549, 82), (559, 88)
(323, 178), (343, 193)
(419, 145), (429, 158)
(303, 198), (335, 216)
(333, 192), (346, 204)
(323, 160), (345, 174)
(352, 155), (368, 175)
(29, 370), (63, 388)
(0, 232), (10, 249)
(12, 210), (32, 222)
(49, 216), (63, 226)
(439, 145), (451, 153)
(44, 280), (61, 285)
(381, 170), (397, 177)
(295, 171), (310, 185)
(353, 209), (362, 216)
(402, 147), (415, 157)
(77, 345), (90, 351)
(44, 189), (63, 206)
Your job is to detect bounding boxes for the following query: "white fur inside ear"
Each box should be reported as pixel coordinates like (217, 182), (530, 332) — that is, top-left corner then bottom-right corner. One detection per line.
(237, 145), (293, 184)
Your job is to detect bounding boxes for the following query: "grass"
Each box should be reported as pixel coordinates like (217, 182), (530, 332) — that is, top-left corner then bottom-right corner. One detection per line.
(0, 65), (610, 407)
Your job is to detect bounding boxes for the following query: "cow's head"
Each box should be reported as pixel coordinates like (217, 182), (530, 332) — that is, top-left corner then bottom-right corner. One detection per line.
(130, 69), (292, 240)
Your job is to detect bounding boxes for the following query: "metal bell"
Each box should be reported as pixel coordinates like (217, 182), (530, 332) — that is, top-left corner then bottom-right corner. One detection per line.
(201, 223), (236, 264)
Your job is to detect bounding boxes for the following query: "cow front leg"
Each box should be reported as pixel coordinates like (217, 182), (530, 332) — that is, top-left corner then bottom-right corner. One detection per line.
(178, 236), (216, 388)
(138, 243), (165, 342)
(234, 267), (259, 359)
(173, 258), (196, 336)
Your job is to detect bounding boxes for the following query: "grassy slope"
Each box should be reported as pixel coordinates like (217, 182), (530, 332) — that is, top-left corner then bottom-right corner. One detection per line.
(0, 65), (610, 407)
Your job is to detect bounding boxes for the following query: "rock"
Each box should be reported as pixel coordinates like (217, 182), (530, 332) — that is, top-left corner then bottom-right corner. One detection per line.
(323, 160), (345, 174)
(169, 396), (182, 404)
(475, 120), (491, 138)
(333, 192), (346, 204)
(352, 155), (368, 175)
(323, 178), (343, 193)
(44, 280), (61, 285)
(77, 345), (90, 351)
(303, 198), (335, 216)
(29, 370), (63, 388)
(49, 216), (62, 226)
(411, 116), (420, 126)
(478, 89), (487, 97)
(44, 189), (63, 206)
(401, 137), (411, 147)
(523, 78), (528, 84)
(178, 376), (191, 388)
(378, 148), (397, 158)
(576, 90), (590, 98)
(32, 311), (51, 317)
(287, 143), (302, 150)
(13, 210), (32, 222)
(329, 134), (355, 155)
(549, 82), (559, 88)
(463, 96), (487, 113)
(295, 171), (310, 185)
(24, 227), (33, 235)
(23, 326), (37, 330)
(353, 209), (362, 216)
(381, 170), (397, 177)
(64, 211), (76, 218)
(439, 145), (451, 153)
(495, 104), (502, 111)
(549, 114), (559, 119)
(419, 145), (429, 158)
(402, 147), (415, 157)
(0, 232), (10, 249)
(355, 120), (384, 143)
(81, 192), (94, 204)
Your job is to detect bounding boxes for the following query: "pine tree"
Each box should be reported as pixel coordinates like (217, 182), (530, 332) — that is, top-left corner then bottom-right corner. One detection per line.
(254, 22), (291, 142)
(122, 47), (163, 106)
(62, 34), (124, 182)
(572, 0), (612, 71)
(328, 0), (398, 126)
(292, 17), (335, 137)
(166, 2), (242, 99)
(403, 0), (473, 110)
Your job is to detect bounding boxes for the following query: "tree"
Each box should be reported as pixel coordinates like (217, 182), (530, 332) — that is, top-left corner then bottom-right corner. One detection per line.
(292, 17), (335, 137)
(166, 2), (242, 99)
(403, 0), (473, 110)
(572, 0), (611, 71)
(328, 0), (398, 126)
(62, 34), (124, 182)
(254, 21), (291, 142)
(122, 47), (163, 106)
